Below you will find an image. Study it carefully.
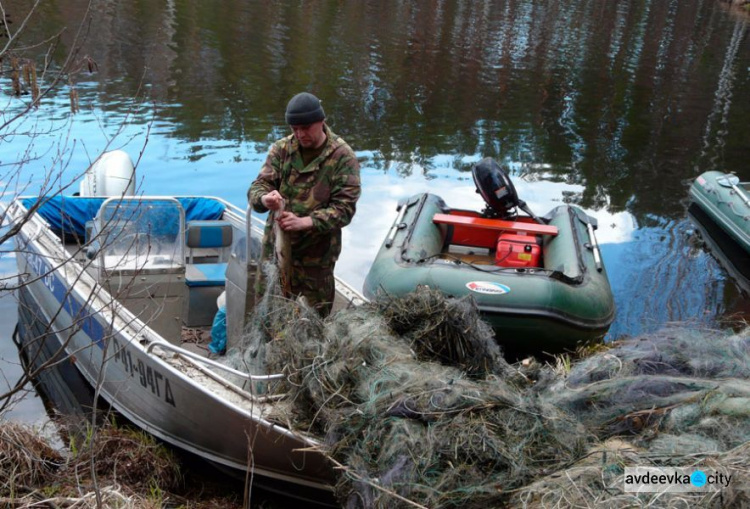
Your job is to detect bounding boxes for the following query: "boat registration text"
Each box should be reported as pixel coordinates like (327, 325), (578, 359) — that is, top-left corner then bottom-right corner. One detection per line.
(112, 338), (176, 407)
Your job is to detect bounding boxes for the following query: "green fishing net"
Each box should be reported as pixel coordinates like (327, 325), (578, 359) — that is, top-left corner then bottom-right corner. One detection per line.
(224, 269), (750, 507)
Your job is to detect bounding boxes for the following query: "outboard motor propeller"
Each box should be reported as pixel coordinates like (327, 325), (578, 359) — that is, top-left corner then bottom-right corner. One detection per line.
(471, 157), (545, 223)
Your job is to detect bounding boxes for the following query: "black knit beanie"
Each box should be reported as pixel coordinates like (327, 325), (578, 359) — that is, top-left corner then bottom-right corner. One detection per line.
(285, 92), (326, 125)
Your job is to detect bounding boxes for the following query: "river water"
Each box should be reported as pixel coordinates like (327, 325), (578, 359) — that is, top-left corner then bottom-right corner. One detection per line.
(0, 0), (749, 488)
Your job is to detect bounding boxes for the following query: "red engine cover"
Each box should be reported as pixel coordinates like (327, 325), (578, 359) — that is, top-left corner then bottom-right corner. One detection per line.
(495, 233), (542, 267)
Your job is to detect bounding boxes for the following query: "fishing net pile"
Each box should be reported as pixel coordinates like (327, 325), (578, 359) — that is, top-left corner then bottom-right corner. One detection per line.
(536, 325), (750, 450)
(226, 267), (750, 507)
(228, 273), (588, 507)
(514, 325), (750, 507)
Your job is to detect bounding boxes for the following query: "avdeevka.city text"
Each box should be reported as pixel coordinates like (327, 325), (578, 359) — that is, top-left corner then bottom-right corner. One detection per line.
(625, 471), (731, 488)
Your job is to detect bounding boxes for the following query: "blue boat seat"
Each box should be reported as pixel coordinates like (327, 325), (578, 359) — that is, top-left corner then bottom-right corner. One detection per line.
(184, 220), (233, 326)
(186, 220), (233, 259)
(185, 263), (228, 288)
(184, 220), (233, 285)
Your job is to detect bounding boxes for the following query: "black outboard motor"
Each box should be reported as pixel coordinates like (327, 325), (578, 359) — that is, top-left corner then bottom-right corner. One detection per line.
(471, 157), (545, 223)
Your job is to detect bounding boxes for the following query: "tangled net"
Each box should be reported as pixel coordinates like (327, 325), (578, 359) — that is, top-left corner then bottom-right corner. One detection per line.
(373, 288), (510, 377)
(505, 325), (750, 507)
(243, 284), (587, 507)
(226, 269), (750, 507)
(537, 326), (750, 451)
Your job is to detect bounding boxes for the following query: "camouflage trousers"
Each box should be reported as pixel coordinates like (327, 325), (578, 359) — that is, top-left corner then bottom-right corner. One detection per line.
(256, 264), (335, 318)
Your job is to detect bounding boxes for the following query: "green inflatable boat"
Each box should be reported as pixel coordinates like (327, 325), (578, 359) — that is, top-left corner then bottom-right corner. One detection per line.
(363, 158), (615, 356)
(689, 171), (750, 255)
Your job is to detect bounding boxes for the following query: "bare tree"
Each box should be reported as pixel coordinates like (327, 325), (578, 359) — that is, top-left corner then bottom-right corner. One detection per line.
(0, 4), (165, 505)
(0, 0), (100, 252)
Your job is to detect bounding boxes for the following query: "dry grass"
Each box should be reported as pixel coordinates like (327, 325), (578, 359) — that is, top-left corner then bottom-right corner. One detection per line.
(0, 419), (244, 508)
(0, 421), (62, 493)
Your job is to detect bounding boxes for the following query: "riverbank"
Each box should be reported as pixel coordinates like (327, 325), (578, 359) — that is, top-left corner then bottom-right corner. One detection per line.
(0, 418), (246, 508)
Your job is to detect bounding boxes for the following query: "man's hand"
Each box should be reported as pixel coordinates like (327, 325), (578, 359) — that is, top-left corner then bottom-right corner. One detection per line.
(277, 211), (314, 231)
(261, 190), (284, 211)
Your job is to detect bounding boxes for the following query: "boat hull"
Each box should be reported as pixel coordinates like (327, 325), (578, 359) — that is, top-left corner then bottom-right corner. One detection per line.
(689, 171), (750, 255)
(688, 203), (750, 295)
(364, 193), (615, 355)
(9, 199), (336, 496)
(16, 284), (98, 420)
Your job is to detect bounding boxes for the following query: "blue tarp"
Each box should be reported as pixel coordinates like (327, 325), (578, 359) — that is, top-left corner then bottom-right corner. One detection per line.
(21, 196), (226, 238)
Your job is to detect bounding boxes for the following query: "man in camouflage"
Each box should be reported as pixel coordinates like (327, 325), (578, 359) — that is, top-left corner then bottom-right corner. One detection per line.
(248, 92), (361, 316)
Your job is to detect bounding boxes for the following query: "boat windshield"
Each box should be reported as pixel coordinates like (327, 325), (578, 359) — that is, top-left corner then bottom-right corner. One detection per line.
(93, 198), (185, 271)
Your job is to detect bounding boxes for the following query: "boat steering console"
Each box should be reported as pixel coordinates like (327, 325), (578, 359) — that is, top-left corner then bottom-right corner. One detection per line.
(471, 157), (544, 223)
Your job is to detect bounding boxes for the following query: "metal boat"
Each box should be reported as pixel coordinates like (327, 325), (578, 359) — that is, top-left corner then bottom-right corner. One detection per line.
(4, 150), (364, 500)
(363, 158), (615, 356)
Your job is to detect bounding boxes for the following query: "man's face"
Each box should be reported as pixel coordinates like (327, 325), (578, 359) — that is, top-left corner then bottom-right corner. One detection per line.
(291, 121), (325, 149)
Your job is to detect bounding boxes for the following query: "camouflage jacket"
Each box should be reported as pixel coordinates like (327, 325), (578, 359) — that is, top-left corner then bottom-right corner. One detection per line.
(248, 125), (361, 268)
